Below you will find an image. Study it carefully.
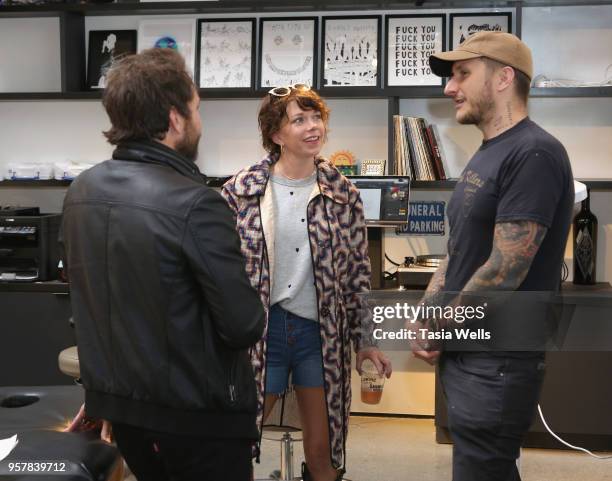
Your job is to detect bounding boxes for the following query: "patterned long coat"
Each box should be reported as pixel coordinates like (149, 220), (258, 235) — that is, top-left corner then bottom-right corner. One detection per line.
(221, 154), (372, 469)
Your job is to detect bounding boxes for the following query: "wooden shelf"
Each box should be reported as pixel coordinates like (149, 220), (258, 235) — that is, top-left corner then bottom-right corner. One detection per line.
(0, 177), (231, 188)
(412, 179), (612, 190)
(0, 180), (71, 187)
(0, 1), (523, 17)
(0, 92), (101, 101)
(0, 280), (69, 294)
(0, 88), (437, 101)
(530, 86), (612, 98)
(2, 0), (611, 17)
(3, 86), (612, 101)
(580, 179), (612, 190)
(318, 86), (446, 99)
(409, 179), (612, 190)
(2, 178), (612, 191)
(410, 180), (457, 189)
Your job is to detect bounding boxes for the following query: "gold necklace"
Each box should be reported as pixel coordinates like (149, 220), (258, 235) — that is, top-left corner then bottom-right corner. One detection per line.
(274, 160), (315, 181)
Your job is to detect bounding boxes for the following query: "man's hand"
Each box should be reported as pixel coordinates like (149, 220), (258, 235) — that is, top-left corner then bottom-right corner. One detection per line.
(407, 255), (449, 365)
(405, 318), (441, 365)
(356, 347), (392, 378)
(100, 420), (113, 444)
(412, 349), (441, 365)
(64, 403), (113, 443)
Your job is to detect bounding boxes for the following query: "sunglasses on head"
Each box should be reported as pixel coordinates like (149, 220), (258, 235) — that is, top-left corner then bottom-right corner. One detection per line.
(267, 83), (311, 97)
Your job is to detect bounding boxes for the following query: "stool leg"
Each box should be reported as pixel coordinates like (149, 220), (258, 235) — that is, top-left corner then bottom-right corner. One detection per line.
(279, 433), (294, 480)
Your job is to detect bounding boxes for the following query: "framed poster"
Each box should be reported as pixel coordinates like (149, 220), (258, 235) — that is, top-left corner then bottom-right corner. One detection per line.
(258, 17), (318, 89)
(196, 19), (255, 89)
(385, 15), (446, 87)
(138, 19), (196, 75)
(360, 159), (386, 176)
(87, 30), (137, 89)
(321, 16), (381, 88)
(450, 12), (512, 49)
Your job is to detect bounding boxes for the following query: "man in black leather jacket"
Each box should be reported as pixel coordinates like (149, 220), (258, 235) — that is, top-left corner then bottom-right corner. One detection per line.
(60, 48), (265, 481)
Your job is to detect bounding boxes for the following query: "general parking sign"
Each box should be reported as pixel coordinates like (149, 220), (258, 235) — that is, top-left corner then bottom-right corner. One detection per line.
(396, 201), (445, 235)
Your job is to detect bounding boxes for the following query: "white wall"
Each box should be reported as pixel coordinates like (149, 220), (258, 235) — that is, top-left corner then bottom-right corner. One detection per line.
(523, 5), (612, 84)
(0, 18), (61, 93)
(198, 98), (389, 176)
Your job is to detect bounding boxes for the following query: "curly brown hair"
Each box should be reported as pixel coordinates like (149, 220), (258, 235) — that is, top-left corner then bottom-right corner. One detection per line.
(102, 48), (197, 145)
(258, 88), (330, 155)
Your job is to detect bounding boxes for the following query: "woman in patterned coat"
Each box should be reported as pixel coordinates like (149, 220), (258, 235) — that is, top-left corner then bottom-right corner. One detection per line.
(221, 85), (391, 481)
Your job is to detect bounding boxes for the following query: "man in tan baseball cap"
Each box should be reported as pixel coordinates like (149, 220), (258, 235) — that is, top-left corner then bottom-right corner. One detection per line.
(429, 31), (533, 80)
(410, 30), (575, 481)
(427, 31), (534, 138)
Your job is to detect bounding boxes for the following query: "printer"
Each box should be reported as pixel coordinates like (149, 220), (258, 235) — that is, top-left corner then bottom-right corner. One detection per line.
(0, 208), (62, 282)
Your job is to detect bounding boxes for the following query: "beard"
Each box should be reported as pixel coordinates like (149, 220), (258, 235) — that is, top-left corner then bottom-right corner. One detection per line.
(456, 81), (495, 126)
(176, 120), (201, 162)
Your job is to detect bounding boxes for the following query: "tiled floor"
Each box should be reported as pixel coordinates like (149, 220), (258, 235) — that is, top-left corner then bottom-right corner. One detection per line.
(122, 415), (610, 480)
(253, 416), (612, 481)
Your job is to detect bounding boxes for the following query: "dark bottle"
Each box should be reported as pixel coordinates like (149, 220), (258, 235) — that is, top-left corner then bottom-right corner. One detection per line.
(573, 190), (598, 285)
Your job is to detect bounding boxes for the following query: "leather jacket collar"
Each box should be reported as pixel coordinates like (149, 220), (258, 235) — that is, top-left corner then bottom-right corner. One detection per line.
(112, 140), (207, 185)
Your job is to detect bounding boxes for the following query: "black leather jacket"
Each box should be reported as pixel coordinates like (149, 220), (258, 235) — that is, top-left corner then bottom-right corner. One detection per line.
(61, 141), (265, 439)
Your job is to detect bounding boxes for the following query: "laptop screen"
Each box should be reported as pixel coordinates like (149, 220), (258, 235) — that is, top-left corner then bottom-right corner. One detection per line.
(348, 176), (410, 226)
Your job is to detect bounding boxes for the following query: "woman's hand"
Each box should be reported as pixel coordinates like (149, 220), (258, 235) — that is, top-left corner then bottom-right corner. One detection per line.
(64, 403), (113, 443)
(356, 347), (392, 378)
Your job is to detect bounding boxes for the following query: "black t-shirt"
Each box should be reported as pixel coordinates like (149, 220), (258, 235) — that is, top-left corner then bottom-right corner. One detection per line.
(444, 117), (574, 293)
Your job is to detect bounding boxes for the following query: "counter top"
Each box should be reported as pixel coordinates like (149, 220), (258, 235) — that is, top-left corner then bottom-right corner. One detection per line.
(1, 281), (610, 298)
(556, 282), (612, 307)
(559, 281), (612, 293)
(0, 281), (69, 294)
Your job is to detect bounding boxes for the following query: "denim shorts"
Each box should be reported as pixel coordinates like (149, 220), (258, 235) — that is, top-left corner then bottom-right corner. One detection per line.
(265, 304), (324, 394)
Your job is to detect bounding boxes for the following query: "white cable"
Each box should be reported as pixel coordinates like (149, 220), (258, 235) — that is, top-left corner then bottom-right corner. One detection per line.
(537, 404), (612, 459)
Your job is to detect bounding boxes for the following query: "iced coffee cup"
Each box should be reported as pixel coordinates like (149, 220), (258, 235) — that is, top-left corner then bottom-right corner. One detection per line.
(360, 359), (385, 404)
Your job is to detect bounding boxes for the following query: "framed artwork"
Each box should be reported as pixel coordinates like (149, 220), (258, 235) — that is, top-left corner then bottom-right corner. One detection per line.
(87, 30), (137, 89)
(330, 150), (358, 176)
(321, 16), (381, 88)
(385, 15), (446, 87)
(258, 17), (318, 89)
(196, 19), (255, 89)
(360, 159), (386, 176)
(450, 12), (512, 49)
(138, 19), (196, 75)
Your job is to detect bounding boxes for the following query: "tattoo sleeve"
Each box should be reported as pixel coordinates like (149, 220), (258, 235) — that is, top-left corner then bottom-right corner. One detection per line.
(420, 256), (449, 306)
(462, 220), (548, 292)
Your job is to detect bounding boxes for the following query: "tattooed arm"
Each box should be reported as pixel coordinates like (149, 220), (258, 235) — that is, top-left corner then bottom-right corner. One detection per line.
(409, 222), (547, 364)
(462, 220), (547, 292)
(421, 256), (449, 305)
(409, 257), (449, 363)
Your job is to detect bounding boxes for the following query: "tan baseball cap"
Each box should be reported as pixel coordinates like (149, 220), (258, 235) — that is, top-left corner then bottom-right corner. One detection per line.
(429, 31), (533, 80)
